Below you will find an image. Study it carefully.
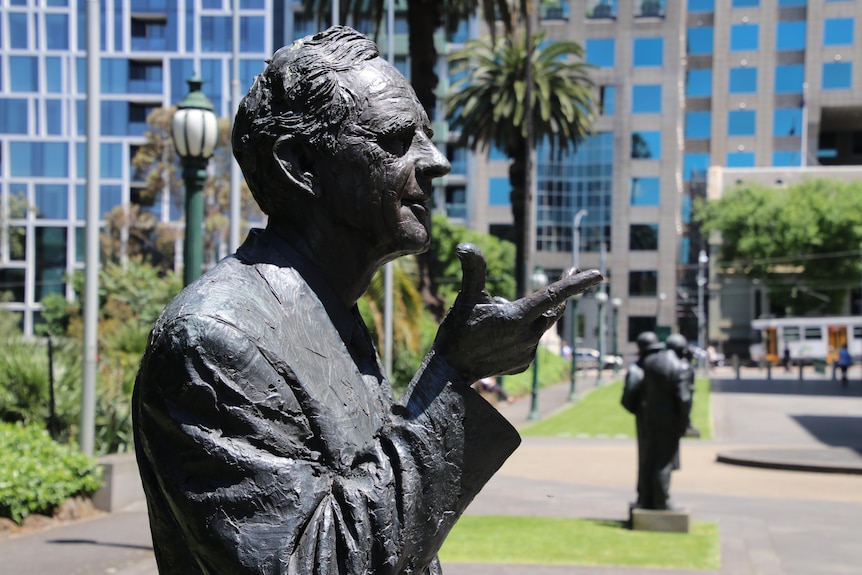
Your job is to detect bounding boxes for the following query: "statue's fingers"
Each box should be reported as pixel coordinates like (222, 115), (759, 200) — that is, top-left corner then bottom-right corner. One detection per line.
(518, 269), (602, 321)
(455, 242), (490, 304)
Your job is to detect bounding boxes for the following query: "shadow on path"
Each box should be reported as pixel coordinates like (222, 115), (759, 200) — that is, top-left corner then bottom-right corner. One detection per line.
(791, 415), (862, 452)
(711, 378), (862, 397)
(46, 538), (154, 552)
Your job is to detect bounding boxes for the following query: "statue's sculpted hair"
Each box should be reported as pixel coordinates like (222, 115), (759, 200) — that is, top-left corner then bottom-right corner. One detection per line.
(232, 26), (379, 215)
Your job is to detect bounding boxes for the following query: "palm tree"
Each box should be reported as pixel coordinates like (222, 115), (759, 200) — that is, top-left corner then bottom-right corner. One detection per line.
(447, 31), (596, 295)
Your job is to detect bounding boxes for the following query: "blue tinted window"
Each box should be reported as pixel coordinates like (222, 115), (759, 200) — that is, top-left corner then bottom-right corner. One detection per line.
(74, 185), (123, 220)
(131, 16), (174, 51)
(587, 0), (617, 18)
(170, 59), (196, 106)
(36, 185), (68, 219)
(101, 143), (123, 179)
(731, 24), (759, 51)
(129, 60), (163, 93)
(682, 197), (692, 226)
(772, 151), (800, 166)
(630, 177), (660, 206)
(686, 69), (712, 97)
(0, 99), (28, 134)
(489, 178), (510, 206)
(687, 27), (713, 55)
(10, 142), (68, 177)
(775, 65), (805, 93)
(201, 16), (230, 51)
(823, 62), (852, 90)
(9, 57), (38, 92)
(46, 100), (62, 135)
(46, 14), (69, 50)
(9, 12), (28, 48)
(776, 21), (806, 51)
(47, 0), (68, 5)
(824, 19), (854, 46)
(489, 145), (508, 161)
(101, 101), (128, 136)
(101, 59), (129, 94)
(688, 0), (714, 11)
(201, 0), (221, 7)
(778, 0), (806, 5)
(728, 110), (756, 136)
(774, 107), (802, 136)
(680, 236), (691, 264)
(726, 152), (755, 167)
(585, 39), (615, 68)
(199, 59), (223, 113)
(729, 67), (757, 93)
(632, 85), (662, 114)
(631, 131), (661, 160)
(684, 153), (710, 181)
(129, 102), (159, 136)
(685, 111), (711, 139)
(240, 16), (264, 52)
(600, 85), (616, 115)
(733, 0), (758, 6)
(633, 38), (663, 67)
(46, 57), (63, 93)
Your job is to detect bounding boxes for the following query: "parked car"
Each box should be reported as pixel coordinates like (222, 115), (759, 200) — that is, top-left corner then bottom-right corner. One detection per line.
(574, 348), (623, 370)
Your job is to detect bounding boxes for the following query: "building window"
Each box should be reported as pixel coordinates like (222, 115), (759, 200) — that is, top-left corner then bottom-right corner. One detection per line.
(630, 177), (660, 206)
(600, 85), (616, 115)
(824, 18), (854, 46)
(684, 153), (710, 182)
(729, 67), (757, 93)
(685, 111), (711, 139)
(636, 0), (665, 18)
(732, 0), (758, 6)
(731, 24), (759, 51)
(45, 14), (70, 50)
(776, 21), (806, 51)
(489, 178), (510, 206)
(688, 0), (714, 11)
(445, 186), (467, 219)
(10, 142), (68, 177)
(540, 0), (569, 20)
(681, 195), (692, 224)
(629, 271), (658, 297)
(726, 151), (755, 167)
(774, 107), (802, 137)
(35, 227), (67, 301)
(687, 27), (714, 55)
(9, 57), (38, 92)
(775, 64), (805, 93)
(631, 131), (661, 160)
(628, 316), (657, 341)
(823, 62), (852, 90)
(0, 99), (29, 134)
(131, 15), (169, 51)
(129, 60), (163, 94)
(728, 110), (756, 136)
(46, 99), (62, 135)
(772, 151), (801, 166)
(633, 38), (663, 67)
(8, 12), (28, 49)
(686, 69), (713, 97)
(446, 145), (467, 176)
(778, 0), (806, 5)
(630, 224), (658, 251)
(585, 39), (615, 68)
(631, 85), (662, 114)
(35, 184), (68, 220)
(586, 0), (617, 19)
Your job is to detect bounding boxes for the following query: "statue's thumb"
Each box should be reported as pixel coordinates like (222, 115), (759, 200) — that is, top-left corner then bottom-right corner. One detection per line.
(455, 242), (487, 304)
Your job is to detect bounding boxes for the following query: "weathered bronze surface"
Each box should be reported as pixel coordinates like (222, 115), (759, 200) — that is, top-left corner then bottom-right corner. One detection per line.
(133, 26), (601, 574)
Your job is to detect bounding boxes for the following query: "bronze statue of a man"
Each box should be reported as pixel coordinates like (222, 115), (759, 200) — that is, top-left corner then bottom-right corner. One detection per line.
(133, 27), (600, 574)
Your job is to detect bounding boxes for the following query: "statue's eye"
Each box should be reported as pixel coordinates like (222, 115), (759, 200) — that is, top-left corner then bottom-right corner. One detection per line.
(378, 128), (415, 157)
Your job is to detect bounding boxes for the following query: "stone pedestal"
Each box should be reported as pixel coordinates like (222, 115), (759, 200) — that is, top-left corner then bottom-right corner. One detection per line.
(629, 506), (690, 533)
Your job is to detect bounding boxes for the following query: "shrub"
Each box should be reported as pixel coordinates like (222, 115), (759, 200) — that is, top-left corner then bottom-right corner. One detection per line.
(0, 422), (102, 524)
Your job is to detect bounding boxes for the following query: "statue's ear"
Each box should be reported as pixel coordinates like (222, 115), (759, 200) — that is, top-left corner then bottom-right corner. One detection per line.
(272, 134), (319, 198)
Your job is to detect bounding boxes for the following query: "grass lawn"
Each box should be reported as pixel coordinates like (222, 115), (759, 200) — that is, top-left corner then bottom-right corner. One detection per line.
(440, 515), (720, 570)
(521, 377), (713, 439)
(500, 348), (572, 397)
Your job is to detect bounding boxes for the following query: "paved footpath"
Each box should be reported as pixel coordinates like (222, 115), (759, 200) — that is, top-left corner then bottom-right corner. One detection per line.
(2, 367), (861, 575)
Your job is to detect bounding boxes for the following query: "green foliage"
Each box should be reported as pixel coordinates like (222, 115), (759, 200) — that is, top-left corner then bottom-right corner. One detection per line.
(696, 179), (862, 315)
(440, 515), (719, 570)
(0, 422), (102, 524)
(522, 378), (712, 439)
(430, 214), (516, 305)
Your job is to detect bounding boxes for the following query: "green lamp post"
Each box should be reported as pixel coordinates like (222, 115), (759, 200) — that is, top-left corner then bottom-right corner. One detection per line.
(528, 266), (549, 421)
(611, 296), (622, 377)
(595, 288), (608, 386)
(171, 76), (219, 286)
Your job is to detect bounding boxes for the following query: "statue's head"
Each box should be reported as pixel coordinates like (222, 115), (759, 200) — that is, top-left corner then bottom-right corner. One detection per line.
(665, 333), (688, 357)
(636, 331), (659, 355)
(232, 26), (450, 257)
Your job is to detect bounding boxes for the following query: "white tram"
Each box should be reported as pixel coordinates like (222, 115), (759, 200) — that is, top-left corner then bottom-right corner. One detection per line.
(750, 316), (862, 365)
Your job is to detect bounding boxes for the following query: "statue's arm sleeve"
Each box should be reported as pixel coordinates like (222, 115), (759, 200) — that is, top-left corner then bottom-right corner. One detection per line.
(136, 316), (518, 575)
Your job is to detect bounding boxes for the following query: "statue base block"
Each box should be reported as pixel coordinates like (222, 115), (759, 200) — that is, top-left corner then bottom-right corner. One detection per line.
(629, 506), (690, 533)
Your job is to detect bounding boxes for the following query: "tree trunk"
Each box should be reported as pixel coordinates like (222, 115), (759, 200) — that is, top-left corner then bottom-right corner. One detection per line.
(508, 138), (528, 298)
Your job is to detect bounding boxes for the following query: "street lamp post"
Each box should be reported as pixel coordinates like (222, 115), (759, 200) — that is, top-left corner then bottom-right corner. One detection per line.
(611, 297), (622, 377)
(697, 249), (709, 353)
(529, 267), (549, 420)
(569, 209), (588, 401)
(595, 289), (608, 386)
(170, 76), (219, 286)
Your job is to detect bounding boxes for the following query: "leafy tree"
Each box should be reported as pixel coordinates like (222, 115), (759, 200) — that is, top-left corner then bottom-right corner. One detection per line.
(696, 179), (862, 316)
(447, 31), (595, 295)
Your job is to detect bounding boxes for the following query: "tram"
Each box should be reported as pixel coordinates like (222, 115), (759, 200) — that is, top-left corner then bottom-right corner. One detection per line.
(750, 316), (862, 365)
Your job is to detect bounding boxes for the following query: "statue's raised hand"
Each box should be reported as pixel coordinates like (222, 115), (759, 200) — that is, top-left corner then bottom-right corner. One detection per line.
(434, 243), (602, 384)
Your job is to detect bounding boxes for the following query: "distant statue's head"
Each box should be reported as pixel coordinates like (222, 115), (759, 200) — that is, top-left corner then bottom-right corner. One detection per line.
(636, 331), (659, 355)
(232, 26), (449, 257)
(665, 333), (688, 357)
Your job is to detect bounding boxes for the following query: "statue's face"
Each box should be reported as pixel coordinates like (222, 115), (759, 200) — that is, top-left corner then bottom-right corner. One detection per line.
(317, 58), (450, 259)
